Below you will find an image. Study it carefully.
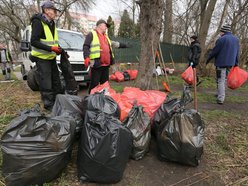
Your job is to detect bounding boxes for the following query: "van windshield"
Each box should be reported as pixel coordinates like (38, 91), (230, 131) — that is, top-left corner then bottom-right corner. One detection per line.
(58, 31), (84, 51)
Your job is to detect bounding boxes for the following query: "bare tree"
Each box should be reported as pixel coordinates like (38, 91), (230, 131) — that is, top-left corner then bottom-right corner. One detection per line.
(0, 0), (94, 58)
(163, 0), (173, 43)
(198, 0), (217, 65)
(135, 0), (164, 90)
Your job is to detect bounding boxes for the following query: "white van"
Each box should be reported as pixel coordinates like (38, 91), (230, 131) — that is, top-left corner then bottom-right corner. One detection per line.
(19, 26), (90, 89)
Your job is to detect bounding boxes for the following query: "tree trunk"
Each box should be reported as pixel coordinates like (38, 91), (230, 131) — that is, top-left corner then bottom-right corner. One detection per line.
(135, 0), (164, 90)
(206, 0), (230, 48)
(163, 0), (173, 43)
(198, 0), (217, 74)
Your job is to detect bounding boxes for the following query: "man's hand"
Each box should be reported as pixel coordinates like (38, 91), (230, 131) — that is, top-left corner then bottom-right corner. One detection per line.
(84, 57), (90, 68)
(51, 46), (62, 55)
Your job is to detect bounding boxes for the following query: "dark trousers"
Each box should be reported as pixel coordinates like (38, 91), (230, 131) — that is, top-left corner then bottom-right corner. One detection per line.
(89, 66), (109, 93)
(36, 58), (63, 109)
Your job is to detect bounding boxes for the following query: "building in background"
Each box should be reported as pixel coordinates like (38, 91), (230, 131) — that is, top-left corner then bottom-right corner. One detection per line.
(58, 11), (120, 36)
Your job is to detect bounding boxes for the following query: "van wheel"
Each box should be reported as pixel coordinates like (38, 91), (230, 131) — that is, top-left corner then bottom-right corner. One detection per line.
(21, 64), (27, 80)
(27, 66), (39, 91)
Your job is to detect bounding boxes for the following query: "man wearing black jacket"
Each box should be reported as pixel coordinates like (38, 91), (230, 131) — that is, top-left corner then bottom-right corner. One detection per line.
(188, 35), (201, 68)
(30, 1), (63, 111)
(188, 35), (202, 85)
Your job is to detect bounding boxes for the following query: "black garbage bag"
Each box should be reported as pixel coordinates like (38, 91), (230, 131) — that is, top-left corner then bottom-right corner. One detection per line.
(52, 94), (84, 133)
(157, 109), (204, 166)
(123, 104), (151, 160)
(83, 91), (120, 119)
(152, 96), (181, 134)
(60, 50), (78, 95)
(77, 111), (132, 183)
(156, 87), (204, 166)
(1, 106), (76, 186)
(152, 87), (193, 134)
(123, 71), (130, 81)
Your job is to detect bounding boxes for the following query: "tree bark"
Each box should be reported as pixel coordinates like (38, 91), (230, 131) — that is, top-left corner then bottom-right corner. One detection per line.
(198, 0), (217, 73)
(163, 0), (173, 43)
(135, 0), (164, 90)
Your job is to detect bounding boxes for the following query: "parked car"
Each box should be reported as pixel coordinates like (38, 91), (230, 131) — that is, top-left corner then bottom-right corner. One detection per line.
(19, 26), (90, 91)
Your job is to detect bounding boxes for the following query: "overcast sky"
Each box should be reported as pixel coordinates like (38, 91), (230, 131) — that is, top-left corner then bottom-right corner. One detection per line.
(87, 0), (132, 20)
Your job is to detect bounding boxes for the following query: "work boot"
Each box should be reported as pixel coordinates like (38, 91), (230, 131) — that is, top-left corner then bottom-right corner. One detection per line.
(216, 99), (224, 105)
(6, 73), (11, 80)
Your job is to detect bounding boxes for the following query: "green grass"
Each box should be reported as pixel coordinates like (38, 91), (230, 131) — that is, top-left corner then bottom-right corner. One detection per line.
(0, 72), (18, 81)
(13, 65), (21, 72)
(111, 84), (125, 93)
(202, 110), (242, 120)
(0, 115), (14, 135)
(166, 75), (184, 85)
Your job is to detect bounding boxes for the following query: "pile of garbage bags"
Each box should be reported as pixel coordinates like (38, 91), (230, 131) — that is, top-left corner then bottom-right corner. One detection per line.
(110, 69), (138, 82)
(0, 83), (205, 185)
(1, 105), (76, 186)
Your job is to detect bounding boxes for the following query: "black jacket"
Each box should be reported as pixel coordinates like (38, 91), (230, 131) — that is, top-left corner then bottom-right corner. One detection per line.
(188, 41), (201, 67)
(30, 13), (56, 52)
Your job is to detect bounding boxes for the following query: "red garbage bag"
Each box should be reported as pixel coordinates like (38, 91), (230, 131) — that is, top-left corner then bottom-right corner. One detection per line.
(110, 74), (117, 81)
(90, 81), (116, 96)
(115, 71), (124, 82)
(112, 94), (133, 122)
(122, 87), (166, 118)
(126, 70), (138, 80)
(227, 67), (248, 89)
(181, 66), (194, 85)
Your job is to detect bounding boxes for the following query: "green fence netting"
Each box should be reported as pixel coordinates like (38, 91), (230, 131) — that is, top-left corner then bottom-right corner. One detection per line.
(110, 37), (189, 63)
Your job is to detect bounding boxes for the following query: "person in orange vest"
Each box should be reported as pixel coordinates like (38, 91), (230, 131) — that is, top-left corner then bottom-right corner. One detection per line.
(83, 19), (130, 93)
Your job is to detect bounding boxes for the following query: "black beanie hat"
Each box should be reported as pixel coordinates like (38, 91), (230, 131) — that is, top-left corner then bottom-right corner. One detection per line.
(190, 35), (198, 40)
(220, 24), (231, 33)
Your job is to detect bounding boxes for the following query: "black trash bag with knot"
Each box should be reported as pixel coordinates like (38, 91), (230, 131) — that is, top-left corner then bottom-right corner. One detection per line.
(152, 95), (181, 136)
(52, 94), (84, 134)
(123, 104), (151, 160)
(77, 111), (132, 184)
(156, 86), (204, 166)
(60, 50), (78, 95)
(1, 105), (76, 186)
(83, 91), (120, 119)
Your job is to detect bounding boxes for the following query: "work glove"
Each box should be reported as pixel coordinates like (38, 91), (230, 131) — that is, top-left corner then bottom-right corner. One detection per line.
(84, 57), (90, 68)
(205, 59), (210, 65)
(120, 43), (131, 48)
(51, 46), (62, 55)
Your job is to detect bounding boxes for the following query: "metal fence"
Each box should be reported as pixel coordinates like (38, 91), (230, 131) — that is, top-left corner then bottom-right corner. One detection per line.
(111, 37), (189, 63)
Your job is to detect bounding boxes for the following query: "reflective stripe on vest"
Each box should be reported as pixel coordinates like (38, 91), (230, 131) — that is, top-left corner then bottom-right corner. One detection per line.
(89, 30), (114, 59)
(6, 50), (10, 61)
(31, 21), (58, 60)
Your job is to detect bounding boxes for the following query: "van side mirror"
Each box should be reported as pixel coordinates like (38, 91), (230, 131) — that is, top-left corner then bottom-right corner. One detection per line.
(20, 40), (31, 51)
